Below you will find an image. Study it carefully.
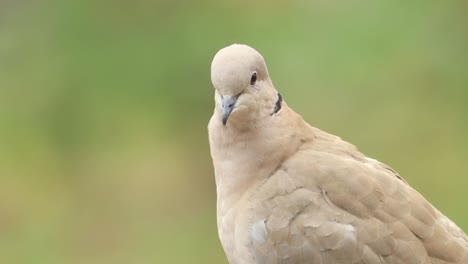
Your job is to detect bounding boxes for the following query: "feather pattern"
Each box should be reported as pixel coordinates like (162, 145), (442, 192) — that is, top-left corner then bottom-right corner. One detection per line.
(208, 44), (468, 264)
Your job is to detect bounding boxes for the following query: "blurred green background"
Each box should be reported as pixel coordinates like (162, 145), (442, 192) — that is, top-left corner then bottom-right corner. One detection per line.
(1, 0), (467, 263)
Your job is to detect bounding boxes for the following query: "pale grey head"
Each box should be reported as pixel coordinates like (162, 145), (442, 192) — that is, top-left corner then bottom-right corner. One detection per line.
(211, 44), (277, 126)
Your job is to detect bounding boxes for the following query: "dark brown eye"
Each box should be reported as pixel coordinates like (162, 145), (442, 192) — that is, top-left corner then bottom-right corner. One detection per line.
(250, 72), (257, 85)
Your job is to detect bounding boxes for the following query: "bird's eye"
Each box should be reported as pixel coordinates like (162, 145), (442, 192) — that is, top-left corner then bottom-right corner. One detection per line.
(250, 72), (257, 85)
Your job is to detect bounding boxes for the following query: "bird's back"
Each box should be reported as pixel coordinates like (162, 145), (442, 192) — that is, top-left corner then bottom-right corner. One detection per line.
(248, 125), (468, 264)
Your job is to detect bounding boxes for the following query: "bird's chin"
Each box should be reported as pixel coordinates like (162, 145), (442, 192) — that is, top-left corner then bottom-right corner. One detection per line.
(223, 106), (250, 129)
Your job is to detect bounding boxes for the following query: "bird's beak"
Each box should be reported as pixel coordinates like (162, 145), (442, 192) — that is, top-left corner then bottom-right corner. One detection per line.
(221, 95), (239, 126)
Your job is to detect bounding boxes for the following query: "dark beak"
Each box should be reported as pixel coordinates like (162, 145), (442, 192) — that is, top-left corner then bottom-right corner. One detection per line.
(221, 95), (239, 126)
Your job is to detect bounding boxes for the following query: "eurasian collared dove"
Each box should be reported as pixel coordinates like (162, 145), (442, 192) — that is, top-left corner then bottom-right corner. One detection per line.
(208, 44), (468, 264)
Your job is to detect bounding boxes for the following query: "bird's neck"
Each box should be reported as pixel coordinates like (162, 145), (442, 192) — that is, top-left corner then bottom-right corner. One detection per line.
(209, 105), (312, 207)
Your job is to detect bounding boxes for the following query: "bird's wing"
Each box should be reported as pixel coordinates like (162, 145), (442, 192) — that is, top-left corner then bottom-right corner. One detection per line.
(250, 146), (468, 264)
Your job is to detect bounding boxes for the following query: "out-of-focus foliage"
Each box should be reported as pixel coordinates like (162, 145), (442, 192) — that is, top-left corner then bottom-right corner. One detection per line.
(0, 0), (467, 263)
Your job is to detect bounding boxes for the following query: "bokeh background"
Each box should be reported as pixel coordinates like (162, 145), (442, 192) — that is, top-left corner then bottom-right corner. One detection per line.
(1, 0), (467, 263)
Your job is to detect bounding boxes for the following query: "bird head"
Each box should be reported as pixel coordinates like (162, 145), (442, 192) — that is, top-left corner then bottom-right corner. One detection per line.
(211, 44), (280, 127)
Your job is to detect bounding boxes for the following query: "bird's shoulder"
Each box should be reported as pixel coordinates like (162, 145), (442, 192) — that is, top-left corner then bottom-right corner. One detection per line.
(248, 127), (468, 263)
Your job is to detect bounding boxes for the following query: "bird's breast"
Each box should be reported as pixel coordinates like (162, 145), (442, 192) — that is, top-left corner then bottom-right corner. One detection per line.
(217, 192), (258, 264)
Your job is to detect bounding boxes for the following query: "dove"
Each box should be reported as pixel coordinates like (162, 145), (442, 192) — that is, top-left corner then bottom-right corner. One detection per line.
(208, 44), (468, 264)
